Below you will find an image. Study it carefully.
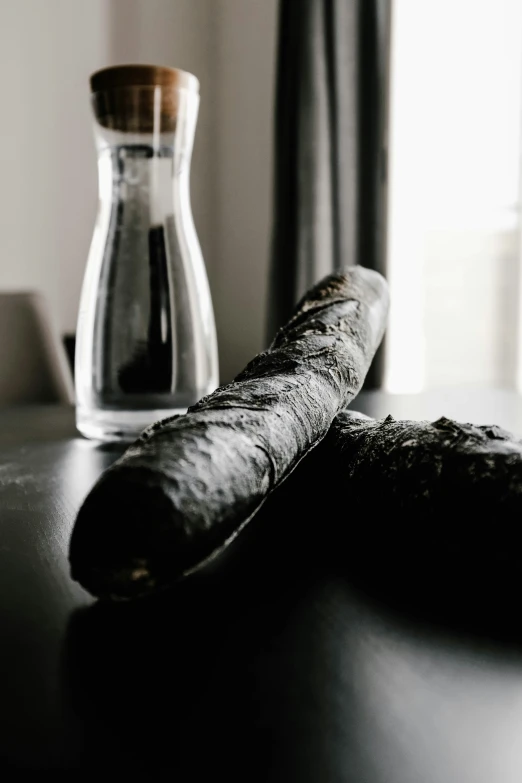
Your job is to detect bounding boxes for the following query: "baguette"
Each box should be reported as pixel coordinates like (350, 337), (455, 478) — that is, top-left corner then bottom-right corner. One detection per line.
(69, 266), (389, 599)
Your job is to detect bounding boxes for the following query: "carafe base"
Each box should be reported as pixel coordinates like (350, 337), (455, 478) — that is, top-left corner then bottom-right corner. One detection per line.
(76, 405), (187, 443)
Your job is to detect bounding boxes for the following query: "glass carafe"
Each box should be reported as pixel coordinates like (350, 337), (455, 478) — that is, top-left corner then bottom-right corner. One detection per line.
(75, 65), (218, 441)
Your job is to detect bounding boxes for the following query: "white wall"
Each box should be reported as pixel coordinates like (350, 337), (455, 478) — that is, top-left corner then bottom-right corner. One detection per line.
(0, 0), (278, 383)
(212, 0), (278, 381)
(0, 0), (109, 335)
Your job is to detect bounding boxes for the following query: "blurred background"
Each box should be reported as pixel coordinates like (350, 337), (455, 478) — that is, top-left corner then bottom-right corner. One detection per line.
(0, 0), (521, 391)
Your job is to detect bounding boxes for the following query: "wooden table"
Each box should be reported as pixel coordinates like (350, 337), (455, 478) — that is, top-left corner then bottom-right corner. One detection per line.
(2, 391), (522, 780)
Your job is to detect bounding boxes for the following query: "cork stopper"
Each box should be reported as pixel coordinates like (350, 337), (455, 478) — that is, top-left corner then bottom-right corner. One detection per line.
(90, 64), (199, 133)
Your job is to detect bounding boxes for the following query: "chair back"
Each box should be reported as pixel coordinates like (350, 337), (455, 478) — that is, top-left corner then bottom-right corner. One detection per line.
(0, 292), (74, 406)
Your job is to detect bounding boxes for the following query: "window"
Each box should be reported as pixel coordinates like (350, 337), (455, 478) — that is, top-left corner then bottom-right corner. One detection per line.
(385, 0), (522, 392)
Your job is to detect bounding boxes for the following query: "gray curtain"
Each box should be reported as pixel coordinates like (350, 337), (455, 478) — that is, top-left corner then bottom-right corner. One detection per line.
(268, 0), (391, 385)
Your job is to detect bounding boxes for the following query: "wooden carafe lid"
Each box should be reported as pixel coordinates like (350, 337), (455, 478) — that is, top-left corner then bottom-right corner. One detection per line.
(90, 64), (199, 133)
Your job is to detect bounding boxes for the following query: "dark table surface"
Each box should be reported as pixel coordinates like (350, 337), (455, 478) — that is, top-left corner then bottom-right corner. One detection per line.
(2, 389), (522, 780)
